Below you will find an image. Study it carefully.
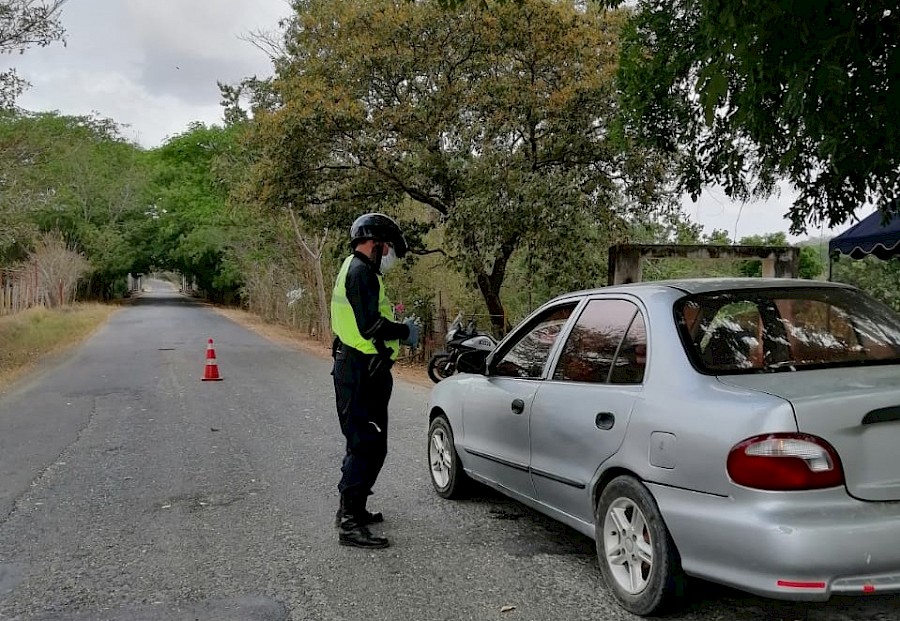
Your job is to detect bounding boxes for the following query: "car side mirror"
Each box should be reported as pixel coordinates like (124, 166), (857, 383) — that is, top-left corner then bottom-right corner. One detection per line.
(456, 349), (489, 375)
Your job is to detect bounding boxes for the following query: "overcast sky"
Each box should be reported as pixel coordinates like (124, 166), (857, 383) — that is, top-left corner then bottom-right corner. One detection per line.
(2, 0), (866, 242)
(2, 0), (291, 146)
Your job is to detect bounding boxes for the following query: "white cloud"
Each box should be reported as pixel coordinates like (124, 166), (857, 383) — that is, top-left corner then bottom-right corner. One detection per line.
(0, 0), (291, 147)
(683, 184), (800, 242)
(125, 0), (289, 61)
(683, 183), (876, 243)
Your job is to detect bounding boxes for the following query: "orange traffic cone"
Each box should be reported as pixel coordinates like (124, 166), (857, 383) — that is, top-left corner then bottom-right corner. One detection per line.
(202, 338), (223, 381)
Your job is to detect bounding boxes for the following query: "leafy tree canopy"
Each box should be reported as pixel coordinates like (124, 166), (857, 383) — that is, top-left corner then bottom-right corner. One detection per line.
(611, 0), (900, 234)
(0, 110), (152, 297)
(250, 0), (677, 332)
(831, 255), (900, 311)
(146, 123), (248, 301)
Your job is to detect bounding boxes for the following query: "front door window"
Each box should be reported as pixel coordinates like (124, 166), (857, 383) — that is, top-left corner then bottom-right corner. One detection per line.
(492, 304), (578, 379)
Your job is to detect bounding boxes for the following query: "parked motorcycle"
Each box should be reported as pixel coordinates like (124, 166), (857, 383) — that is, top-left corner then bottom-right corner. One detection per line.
(427, 312), (498, 383)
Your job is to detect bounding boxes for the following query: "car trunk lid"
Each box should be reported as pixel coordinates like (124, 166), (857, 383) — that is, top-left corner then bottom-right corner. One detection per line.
(720, 365), (900, 501)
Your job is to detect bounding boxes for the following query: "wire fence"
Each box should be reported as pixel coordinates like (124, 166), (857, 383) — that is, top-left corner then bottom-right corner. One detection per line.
(0, 264), (46, 317)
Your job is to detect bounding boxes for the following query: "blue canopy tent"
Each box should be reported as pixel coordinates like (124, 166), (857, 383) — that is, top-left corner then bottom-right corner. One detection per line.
(828, 211), (900, 279)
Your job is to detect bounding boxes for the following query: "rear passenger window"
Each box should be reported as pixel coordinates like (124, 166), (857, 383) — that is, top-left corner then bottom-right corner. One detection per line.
(553, 299), (646, 384)
(610, 313), (648, 384)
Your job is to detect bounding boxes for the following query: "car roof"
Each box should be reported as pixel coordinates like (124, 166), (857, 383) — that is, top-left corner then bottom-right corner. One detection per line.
(551, 278), (855, 302)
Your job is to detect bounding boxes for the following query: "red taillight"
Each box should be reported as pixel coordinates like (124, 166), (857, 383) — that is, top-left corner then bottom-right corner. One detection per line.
(777, 580), (827, 590)
(727, 433), (844, 491)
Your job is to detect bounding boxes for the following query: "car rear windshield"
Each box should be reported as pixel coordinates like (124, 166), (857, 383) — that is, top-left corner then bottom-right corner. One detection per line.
(675, 287), (900, 374)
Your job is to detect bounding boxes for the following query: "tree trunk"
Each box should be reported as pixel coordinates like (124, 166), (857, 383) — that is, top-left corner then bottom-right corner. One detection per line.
(475, 270), (508, 336)
(314, 257), (332, 344)
(467, 234), (515, 337)
(287, 208), (331, 343)
(473, 247), (515, 336)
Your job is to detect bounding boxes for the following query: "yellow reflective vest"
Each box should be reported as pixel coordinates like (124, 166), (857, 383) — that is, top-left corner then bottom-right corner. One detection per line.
(331, 255), (400, 359)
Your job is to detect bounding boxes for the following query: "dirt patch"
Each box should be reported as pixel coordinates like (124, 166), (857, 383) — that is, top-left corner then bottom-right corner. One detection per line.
(213, 307), (435, 389)
(391, 361), (436, 389)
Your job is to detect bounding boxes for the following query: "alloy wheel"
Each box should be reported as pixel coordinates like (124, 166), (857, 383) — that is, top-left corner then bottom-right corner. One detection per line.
(603, 497), (654, 595)
(429, 426), (453, 489)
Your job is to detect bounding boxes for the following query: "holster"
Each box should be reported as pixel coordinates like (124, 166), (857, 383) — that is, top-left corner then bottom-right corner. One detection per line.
(367, 355), (394, 377)
(370, 338), (395, 377)
(334, 338), (393, 377)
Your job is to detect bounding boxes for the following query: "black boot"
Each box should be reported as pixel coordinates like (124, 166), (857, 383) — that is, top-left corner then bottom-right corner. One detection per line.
(334, 496), (384, 528)
(338, 519), (390, 549)
(338, 496), (389, 549)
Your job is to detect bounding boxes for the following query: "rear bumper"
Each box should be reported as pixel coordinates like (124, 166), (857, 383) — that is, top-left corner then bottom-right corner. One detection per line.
(648, 483), (900, 600)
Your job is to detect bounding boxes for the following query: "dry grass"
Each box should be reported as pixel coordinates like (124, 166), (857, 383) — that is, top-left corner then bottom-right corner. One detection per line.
(0, 304), (117, 393)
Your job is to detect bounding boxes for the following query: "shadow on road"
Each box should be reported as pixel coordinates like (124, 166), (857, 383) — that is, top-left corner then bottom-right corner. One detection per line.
(458, 483), (899, 620)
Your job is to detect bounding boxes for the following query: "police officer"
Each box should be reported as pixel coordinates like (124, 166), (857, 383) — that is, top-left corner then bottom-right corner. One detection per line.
(330, 213), (419, 549)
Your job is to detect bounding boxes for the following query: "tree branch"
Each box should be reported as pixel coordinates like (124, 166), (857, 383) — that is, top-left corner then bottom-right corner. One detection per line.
(359, 160), (451, 216)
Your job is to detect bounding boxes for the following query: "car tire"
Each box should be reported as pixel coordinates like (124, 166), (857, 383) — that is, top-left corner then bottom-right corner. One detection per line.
(427, 416), (468, 499)
(595, 476), (683, 616)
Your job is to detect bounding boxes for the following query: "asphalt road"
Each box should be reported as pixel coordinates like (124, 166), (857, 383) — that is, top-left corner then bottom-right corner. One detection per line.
(0, 281), (897, 621)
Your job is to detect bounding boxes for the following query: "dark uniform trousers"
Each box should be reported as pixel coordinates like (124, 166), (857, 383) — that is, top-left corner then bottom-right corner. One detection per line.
(332, 344), (393, 514)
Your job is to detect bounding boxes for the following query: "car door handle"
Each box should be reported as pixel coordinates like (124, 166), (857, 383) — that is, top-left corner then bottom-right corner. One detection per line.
(595, 412), (615, 430)
(511, 399), (525, 415)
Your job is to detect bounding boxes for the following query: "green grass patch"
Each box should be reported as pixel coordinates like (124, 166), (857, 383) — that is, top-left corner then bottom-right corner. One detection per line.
(0, 304), (117, 392)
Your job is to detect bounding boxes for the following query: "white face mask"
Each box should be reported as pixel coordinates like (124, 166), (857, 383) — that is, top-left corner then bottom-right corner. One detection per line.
(379, 245), (398, 272)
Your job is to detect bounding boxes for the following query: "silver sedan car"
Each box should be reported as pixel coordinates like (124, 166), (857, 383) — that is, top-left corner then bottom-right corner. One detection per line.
(424, 278), (900, 616)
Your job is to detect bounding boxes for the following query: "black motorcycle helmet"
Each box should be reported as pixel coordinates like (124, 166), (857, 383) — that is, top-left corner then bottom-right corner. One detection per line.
(349, 213), (408, 258)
